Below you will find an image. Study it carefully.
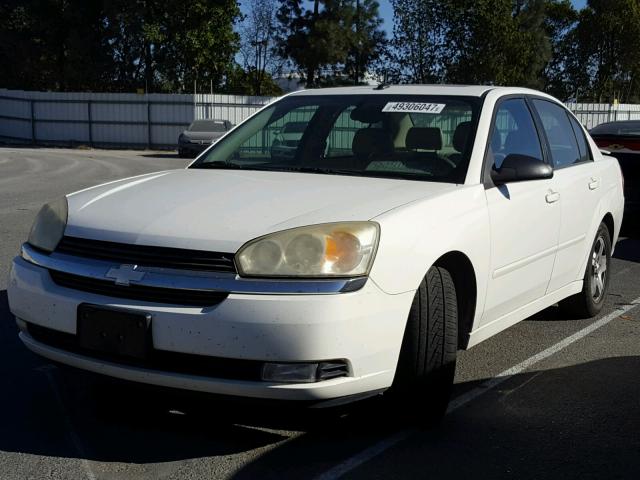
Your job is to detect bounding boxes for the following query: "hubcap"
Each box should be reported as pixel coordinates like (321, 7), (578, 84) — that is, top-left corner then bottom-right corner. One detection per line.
(590, 236), (608, 303)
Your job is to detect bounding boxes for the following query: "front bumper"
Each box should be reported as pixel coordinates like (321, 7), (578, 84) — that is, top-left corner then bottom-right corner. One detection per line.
(8, 256), (413, 401)
(178, 142), (209, 155)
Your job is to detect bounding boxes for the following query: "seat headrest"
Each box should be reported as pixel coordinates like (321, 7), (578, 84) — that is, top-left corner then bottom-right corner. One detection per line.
(352, 129), (394, 157)
(504, 129), (541, 157)
(453, 121), (471, 153)
(350, 104), (385, 124)
(504, 130), (527, 152)
(406, 127), (442, 150)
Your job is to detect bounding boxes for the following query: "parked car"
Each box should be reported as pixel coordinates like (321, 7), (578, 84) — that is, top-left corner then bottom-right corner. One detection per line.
(590, 120), (640, 231)
(9, 86), (624, 422)
(178, 119), (232, 158)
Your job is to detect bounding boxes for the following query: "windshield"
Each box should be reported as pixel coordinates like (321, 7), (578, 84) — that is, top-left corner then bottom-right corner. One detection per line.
(590, 121), (640, 137)
(190, 94), (480, 183)
(189, 120), (227, 132)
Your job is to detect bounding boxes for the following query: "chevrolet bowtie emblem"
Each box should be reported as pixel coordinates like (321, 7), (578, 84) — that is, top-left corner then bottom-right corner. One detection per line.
(106, 264), (145, 286)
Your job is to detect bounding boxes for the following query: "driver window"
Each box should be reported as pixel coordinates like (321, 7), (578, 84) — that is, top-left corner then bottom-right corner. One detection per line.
(236, 105), (318, 162)
(489, 99), (543, 169)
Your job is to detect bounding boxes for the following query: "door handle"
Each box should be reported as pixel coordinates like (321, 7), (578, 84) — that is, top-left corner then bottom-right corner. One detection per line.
(545, 190), (560, 203)
(589, 177), (600, 190)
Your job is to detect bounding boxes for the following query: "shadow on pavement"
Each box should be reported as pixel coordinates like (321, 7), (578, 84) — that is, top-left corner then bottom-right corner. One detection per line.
(233, 356), (640, 479)
(0, 289), (286, 463)
(138, 152), (184, 159)
(614, 237), (640, 263)
(3, 285), (640, 478)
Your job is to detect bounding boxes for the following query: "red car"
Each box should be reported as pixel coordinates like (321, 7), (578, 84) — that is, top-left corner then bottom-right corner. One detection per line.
(590, 120), (640, 231)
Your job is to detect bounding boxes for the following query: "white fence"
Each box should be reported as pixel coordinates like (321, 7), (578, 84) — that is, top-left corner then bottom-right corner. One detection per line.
(1, 88), (639, 150)
(0, 89), (275, 149)
(565, 102), (640, 129)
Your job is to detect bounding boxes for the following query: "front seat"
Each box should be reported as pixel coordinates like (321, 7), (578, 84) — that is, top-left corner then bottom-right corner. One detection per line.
(449, 121), (471, 166)
(404, 127), (455, 175)
(405, 127), (443, 156)
(351, 128), (394, 167)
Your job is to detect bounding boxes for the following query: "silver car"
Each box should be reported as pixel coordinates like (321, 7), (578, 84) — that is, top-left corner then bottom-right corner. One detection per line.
(178, 119), (232, 158)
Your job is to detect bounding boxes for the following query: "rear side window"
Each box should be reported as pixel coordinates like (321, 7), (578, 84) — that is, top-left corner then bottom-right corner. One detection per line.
(567, 115), (591, 163)
(531, 99), (582, 169)
(488, 98), (544, 169)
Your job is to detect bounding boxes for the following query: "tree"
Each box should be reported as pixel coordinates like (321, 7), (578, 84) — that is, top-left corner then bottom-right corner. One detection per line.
(514, 0), (553, 89)
(0, 0), (242, 93)
(344, 0), (386, 84)
(239, 0), (285, 95)
(386, 0), (557, 87)
(276, 0), (349, 86)
(388, 0), (449, 83)
(275, 0), (384, 86)
(0, 0), (113, 91)
(541, 0), (580, 100)
(224, 64), (283, 96)
(103, 0), (242, 93)
(569, 0), (640, 102)
(443, 0), (552, 87)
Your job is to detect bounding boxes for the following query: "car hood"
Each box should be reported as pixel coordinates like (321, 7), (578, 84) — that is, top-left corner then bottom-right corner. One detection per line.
(181, 131), (225, 142)
(65, 169), (457, 252)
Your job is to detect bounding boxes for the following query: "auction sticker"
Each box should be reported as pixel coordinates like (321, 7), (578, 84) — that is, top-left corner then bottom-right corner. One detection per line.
(382, 102), (445, 114)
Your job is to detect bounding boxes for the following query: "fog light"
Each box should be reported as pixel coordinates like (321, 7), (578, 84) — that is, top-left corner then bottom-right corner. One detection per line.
(262, 363), (318, 383)
(15, 318), (28, 333)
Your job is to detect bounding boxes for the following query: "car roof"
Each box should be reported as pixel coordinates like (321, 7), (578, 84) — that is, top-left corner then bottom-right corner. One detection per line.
(589, 120), (640, 134)
(591, 120), (640, 127)
(287, 85), (554, 99)
(191, 119), (226, 123)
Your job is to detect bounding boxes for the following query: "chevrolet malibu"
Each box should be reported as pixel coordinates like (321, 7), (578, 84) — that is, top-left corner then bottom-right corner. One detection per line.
(8, 86), (624, 421)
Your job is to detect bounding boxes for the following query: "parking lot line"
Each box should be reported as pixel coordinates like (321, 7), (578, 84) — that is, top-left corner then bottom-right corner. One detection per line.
(315, 296), (640, 480)
(36, 365), (97, 480)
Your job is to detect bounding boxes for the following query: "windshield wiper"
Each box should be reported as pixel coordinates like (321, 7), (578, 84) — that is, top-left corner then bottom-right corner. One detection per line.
(191, 163), (430, 180)
(268, 166), (363, 176)
(193, 163), (359, 175)
(191, 161), (247, 169)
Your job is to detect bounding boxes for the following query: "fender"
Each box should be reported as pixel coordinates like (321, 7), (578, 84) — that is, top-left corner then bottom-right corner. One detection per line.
(369, 184), (490, 332)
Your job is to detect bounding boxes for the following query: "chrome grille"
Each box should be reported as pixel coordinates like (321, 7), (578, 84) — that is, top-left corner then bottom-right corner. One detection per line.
(55, 236), (236, 273)
(49, 270), (228, 307)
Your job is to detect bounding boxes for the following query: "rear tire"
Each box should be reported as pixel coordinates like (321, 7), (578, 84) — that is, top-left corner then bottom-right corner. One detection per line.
(386, 266), (458, 425)
(559, 222), (612, 318)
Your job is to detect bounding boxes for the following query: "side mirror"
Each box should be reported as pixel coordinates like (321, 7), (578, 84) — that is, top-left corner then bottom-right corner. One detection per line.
(491, 154), (553, 185)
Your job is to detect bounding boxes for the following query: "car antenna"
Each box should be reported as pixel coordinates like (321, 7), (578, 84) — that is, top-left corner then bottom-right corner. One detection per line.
(375, 71), (391, 90)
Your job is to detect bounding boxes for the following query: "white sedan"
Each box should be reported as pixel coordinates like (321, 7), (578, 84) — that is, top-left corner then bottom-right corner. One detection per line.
(8, 85), (624, 421)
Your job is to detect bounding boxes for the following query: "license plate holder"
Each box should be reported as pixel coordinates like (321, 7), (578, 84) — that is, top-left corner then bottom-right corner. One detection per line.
(77, 304), (151, 359)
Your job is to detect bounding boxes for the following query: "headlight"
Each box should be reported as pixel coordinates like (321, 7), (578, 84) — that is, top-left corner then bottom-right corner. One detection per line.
(27, 197), (68, 252)
(236, 222), (379, 277)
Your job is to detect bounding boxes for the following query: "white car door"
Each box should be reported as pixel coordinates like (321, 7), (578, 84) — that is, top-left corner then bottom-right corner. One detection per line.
(530, 99), (603, 292)
(482, 98), (561, 324)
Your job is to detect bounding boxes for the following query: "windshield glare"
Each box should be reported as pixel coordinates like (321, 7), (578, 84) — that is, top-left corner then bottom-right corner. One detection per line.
(189, 120), (227, 132)
(191, 95), (480, 183)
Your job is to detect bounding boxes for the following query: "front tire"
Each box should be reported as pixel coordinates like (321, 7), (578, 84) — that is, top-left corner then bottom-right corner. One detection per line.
(559, 222), (612, 318)
(387, 266), (458, 425)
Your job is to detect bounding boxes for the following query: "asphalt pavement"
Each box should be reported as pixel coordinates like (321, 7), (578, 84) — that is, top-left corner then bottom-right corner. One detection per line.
(1, 147), (639, 480)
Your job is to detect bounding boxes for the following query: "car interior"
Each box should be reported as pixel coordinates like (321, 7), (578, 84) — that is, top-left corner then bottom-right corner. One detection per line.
(310, 102), (475, 181)
(205, 97), (477, 183)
